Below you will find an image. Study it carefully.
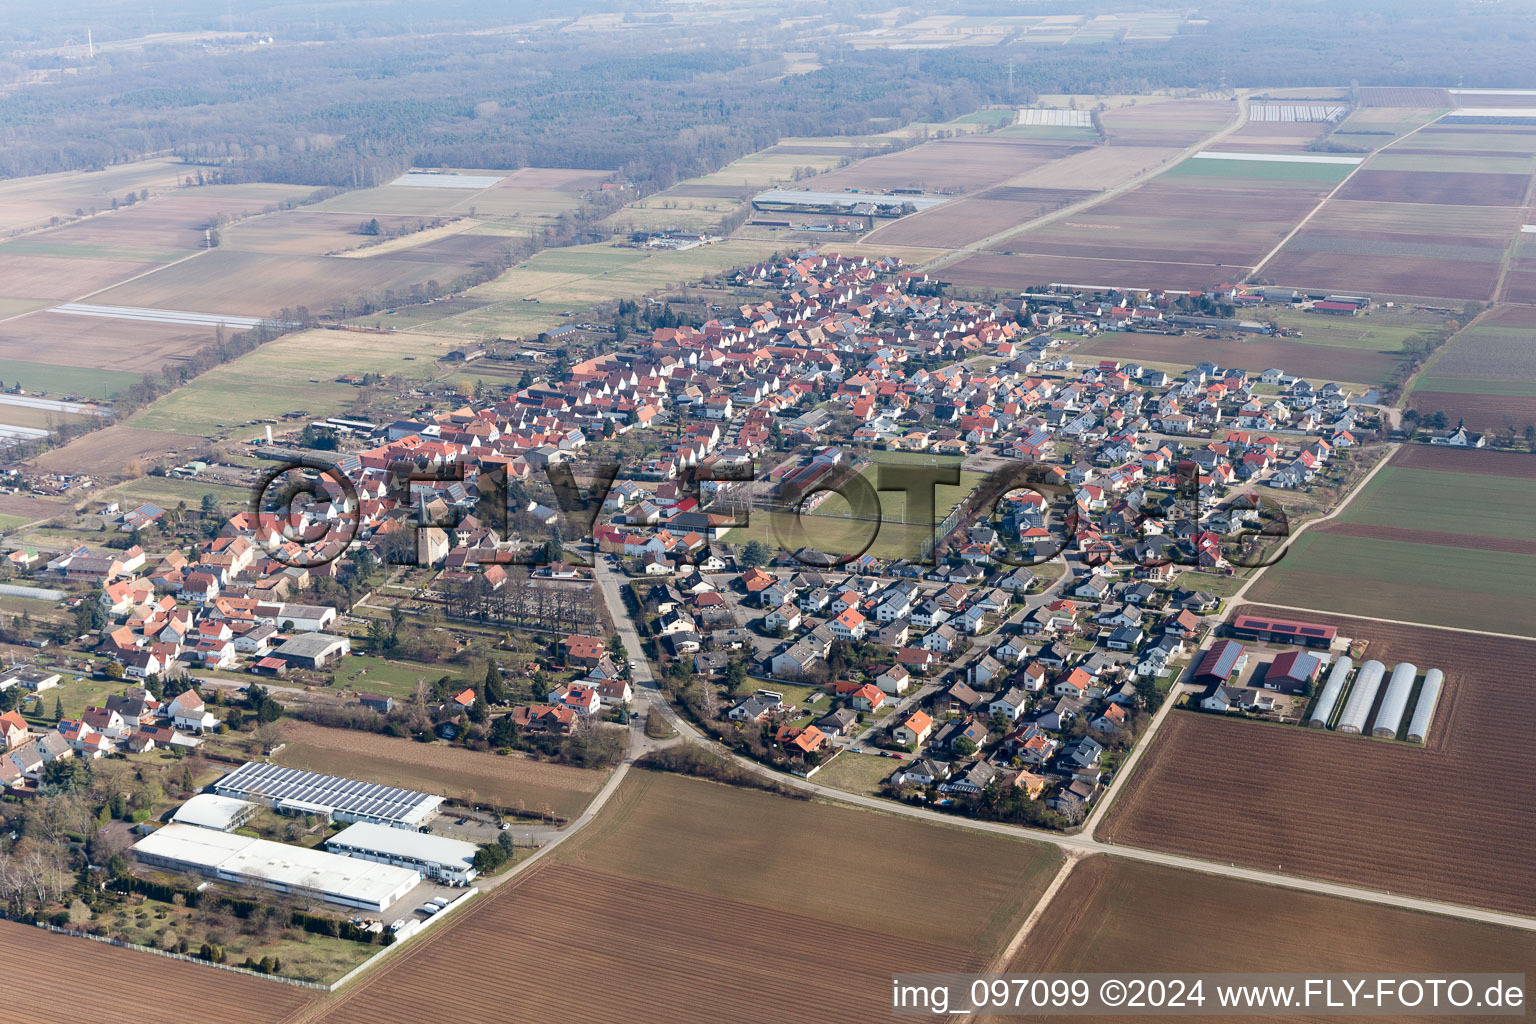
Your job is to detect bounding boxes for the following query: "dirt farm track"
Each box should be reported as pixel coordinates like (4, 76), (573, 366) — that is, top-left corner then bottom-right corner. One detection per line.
(1099, 607), (1536, 918)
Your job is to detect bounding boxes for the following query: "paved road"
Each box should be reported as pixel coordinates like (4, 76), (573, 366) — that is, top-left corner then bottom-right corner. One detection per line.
(590, 559), (1536, 934)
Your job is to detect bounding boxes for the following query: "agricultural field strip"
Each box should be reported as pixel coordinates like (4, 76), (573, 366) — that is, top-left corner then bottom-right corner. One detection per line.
(1193, 150), (1363, 164)
(389, 173), (505, 189)
(754, 189), (953, 209)
(985, 855), (1536, 1024)
(48, 302), (272, 329)
(1246, 110), (1442, 280)
(918, 93), (1252, 272)
(1336, 462), (1533, 540)
(0, 393), (104, 415)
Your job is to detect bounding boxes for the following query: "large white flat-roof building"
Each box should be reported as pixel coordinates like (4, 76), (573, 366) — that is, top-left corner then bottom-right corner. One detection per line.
(171, 793), (257, 832)
(328, 822), (479, 884)
(132, 823), (419, 912)
(213, 761), (443, 828)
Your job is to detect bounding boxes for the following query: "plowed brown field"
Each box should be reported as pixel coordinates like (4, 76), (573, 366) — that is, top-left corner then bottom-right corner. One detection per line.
(300, 771), (1062, 1024)
(1081, 331), (1397, 386)
(1336, 170), (1530, 206)
(985, 857), (1536, 1024)
(276, 720), (607, 820)
(947, 252), (1235, 293)
(1389, 444), (1536, 478)
(810, 137), (1084, 194)
(0, 310), (220, 372)
(1099, 609), (1536, 917)
(31, 424), (205, 476)
(1408, 390), (1536, 431)
(1313, 520), (1536, 555)
(2, 921), (316, 1024)
(1263, 249), (1500, 301)
(315, 863), (972, 1024)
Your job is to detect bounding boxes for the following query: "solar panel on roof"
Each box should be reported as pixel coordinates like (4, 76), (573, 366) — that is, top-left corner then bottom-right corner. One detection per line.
(1299, 627), (1326, 636)
(1246, 619), (1269, 628)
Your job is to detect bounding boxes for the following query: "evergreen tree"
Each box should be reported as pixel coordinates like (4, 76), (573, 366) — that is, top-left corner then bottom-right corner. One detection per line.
(469, 690), (490, 724)
(489, 712), (518, 747)
(483, 663), (506, 705)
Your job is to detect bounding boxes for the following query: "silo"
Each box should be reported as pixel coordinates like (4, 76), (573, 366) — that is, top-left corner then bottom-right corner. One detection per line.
(1407, 668), (1444, 743)
(1337, 659), (1385, 734)
(1371, 662), (1418, 738)
(1307, 656), (1351, 728)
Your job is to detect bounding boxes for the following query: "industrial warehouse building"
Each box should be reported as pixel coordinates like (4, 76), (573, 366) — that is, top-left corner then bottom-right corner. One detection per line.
(213, 761), (443, 828)
(171, 793), (257, 832)
(328, 822), (479, 884)
(132, 824), (420, 912)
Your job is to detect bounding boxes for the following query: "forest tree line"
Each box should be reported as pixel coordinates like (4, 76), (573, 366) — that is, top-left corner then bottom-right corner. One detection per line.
(5, 0), (1532, 189)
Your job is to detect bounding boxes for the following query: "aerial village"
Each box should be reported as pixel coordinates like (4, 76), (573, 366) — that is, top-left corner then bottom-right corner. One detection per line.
(1, 250), (1401, 828)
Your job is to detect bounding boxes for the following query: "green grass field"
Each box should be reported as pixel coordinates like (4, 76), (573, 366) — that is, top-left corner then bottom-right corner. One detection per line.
(106, 475), (254, 513)
(1266, 307), (1446, 354)
(420, 239), (783, 337)
(1166, 157), (1356, 183)
(128, 327), (450, 436)
(1340, 465), (1533, 539)
(951, 109), (1017, 128)
(1368, 152), (1535, 174)
(1250, 531), (1536, 636)
(811, 751), (898, 797)
(0, 237), (189, 263)
(1394, 130), (1536, 155)
(1335, 107), (1448, 139)
(0, 359), (141, 399)
(332, 653), (445, 696)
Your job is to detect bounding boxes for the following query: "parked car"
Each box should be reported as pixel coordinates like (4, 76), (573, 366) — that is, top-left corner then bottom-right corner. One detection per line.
(429, 897), (450, 909)
(419, 904), (440, 916)
(390, 919), (407, 932)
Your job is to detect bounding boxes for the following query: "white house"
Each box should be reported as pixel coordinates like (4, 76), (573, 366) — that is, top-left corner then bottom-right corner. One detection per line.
(874, 664), (911, 696)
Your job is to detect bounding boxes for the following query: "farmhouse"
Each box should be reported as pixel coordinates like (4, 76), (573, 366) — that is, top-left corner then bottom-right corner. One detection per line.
(1264, 649), (1322, 694)
(1229, 614), (1337, 649)
(1192, 639), (1245, 687)
(270, 632), (351, 668)
(257, 602), (338, 632)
